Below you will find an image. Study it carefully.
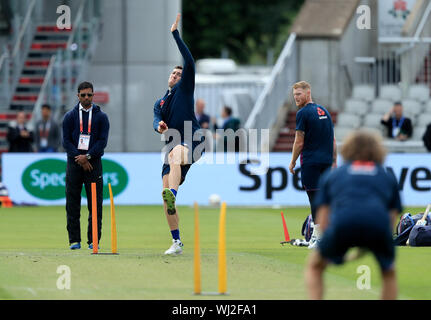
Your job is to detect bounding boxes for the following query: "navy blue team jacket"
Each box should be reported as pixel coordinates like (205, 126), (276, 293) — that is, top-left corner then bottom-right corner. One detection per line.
(62, 103), (110, 159)
(153, 30), (201, 147)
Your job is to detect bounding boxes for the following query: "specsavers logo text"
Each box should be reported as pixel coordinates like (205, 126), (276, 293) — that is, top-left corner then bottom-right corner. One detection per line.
(22, 158), (128, 200)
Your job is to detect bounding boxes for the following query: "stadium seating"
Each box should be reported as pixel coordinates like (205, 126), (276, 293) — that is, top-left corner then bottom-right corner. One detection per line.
(371, 99), (393, 114)
(352, 84), (375, 102)
(335, 126), (383, 141)
(361, 127), (383, 137)
(343, 99), (369, 116)
(363, 113), (384, 129)
(333, 83), (431, 151)
(408, 84), (430, 103)
(277, 82), (430, 152)
(336, 113), (361, 128)
(379, 85), (402, 102)
(334, 126), (353, 141)
(401, 99), (423, 117)
(417, 114), (431, 127)
(413, 126), (427, 140)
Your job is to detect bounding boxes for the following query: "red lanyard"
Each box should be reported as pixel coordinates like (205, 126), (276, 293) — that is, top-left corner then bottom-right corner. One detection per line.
(79, 107), (93, 134)
(39, 121), (50, 138)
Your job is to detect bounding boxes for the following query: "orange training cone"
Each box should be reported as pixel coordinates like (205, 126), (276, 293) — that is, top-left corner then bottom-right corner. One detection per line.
(281, 212), (290, 242)
(0, 196), (13, 208)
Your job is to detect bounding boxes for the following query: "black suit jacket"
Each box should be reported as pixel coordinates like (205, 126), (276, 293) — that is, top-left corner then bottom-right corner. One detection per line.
(423, 124), (431, 152)
(7, 125), (34, 152)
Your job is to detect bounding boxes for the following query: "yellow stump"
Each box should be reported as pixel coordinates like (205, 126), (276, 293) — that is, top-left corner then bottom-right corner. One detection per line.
(109, 183), (118, 254)
(194, 202), (201, 294)
(218, 202), (227, 294)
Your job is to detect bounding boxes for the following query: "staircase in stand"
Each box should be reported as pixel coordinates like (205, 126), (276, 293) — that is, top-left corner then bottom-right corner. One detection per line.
(11, 25), (71, 111)
(0, 25), (72, 155)
(272, 109), (338, 152)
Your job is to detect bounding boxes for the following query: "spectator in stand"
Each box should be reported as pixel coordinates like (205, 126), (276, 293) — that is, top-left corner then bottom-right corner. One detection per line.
(35, 104), (61, 152)
(380, 102), (413, 141)
(195, 99), (210, 129)
(217, 106), (240, 132)
(7, 111), (34, 152)
(423, 123), (431, 152)
(214, 106), (241, 152)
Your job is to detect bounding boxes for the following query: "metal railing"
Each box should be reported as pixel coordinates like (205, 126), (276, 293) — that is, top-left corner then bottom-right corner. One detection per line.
(353, 1), (431, 94)
(244, 33), (297, 130)
(194, 81), (266, 118)
(0, 50), (10, 107)
(32, 54), (56, 117)
(0, 0), (38, 109)
(10, 0), (38, 104)
(353, 41), (430, 91)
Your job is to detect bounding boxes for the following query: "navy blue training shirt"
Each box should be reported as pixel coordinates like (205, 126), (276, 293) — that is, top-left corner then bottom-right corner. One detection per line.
(314, 161), (402, 227)
(295, 103), (334, 165)
(62, 103), (110, 159)
(153, 30), (201, 146)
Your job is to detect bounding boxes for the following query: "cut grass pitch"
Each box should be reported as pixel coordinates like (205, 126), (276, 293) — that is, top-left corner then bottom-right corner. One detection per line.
(0, 205), (430, 300)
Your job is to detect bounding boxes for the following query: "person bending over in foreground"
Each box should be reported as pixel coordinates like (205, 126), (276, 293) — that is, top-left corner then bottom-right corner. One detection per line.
(305, 129), (401, 300)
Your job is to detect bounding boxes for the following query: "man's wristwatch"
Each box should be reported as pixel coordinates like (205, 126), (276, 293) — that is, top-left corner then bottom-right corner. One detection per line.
(86, 154), (91, 160)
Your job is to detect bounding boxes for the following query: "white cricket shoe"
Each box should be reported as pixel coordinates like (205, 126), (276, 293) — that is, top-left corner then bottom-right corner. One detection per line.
(164, 239), (183, 255)
(307, 235), (319, 249)
(308, 224), (321, 250)
(292, 239), (309, 247)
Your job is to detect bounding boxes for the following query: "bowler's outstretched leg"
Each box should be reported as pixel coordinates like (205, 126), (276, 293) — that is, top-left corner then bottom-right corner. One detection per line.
(162, 145), (189, 255)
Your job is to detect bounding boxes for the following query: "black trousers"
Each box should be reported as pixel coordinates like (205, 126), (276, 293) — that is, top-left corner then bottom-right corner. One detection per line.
(306, 190), (317, 222)
(65, 157), (103, 245)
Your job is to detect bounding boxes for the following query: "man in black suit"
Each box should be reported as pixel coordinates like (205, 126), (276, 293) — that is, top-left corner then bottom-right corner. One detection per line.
(423, 123), (431, 151)
(380, 102), (413, 141)
(7, 111), (34, 152)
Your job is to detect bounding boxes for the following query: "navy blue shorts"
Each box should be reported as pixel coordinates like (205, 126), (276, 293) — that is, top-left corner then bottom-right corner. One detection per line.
(318, 222), (395, 271)
(161, 141), (202, 185)
(162, 163), (191, 185)
(300, 163), (331, 191)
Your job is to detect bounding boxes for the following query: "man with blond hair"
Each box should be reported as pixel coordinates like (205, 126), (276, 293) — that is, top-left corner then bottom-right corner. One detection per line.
(289, 81), (336, 249)
(305, 129), (401, 300)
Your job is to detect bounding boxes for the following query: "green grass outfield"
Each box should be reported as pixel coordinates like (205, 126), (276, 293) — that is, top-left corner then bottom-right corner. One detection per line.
(0, 205), (430, 300)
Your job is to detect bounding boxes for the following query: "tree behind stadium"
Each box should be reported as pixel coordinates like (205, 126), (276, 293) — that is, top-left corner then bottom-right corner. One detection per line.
(182, 0), (305, 65)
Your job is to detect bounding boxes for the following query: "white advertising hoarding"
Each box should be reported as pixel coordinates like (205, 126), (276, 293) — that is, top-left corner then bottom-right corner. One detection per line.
(2, 152), (431, 206)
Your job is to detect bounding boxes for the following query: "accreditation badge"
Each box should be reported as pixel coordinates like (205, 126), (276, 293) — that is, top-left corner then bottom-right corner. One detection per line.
(40, 138), (48, 148)
(77, 134), (90, 150)
(392, 127), (400, 138)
